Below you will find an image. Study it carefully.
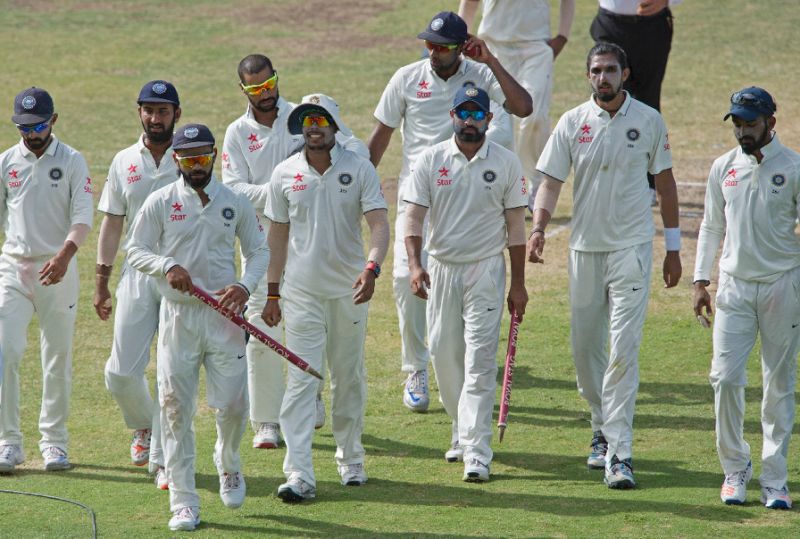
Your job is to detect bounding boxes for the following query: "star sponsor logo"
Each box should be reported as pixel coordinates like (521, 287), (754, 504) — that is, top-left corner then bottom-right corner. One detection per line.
(84, 177), (93, 194)
(663, 133), (671, 151)
(170, 201), (187, 221)
(579, 124), (593, 144)
(128, 164), (137, 173)
(8, 168), (21, 188)
(437, 165), (452, 186)
(292, 172), (307, 192)
(723, 168), (738, 187)
(247, 132), (263, 152)
(126, 163), (142, 184)
(520, 177), (528, 195)
(417, 80), (431, 98)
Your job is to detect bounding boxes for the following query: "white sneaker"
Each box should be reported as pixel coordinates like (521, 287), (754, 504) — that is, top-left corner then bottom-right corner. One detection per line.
(761, 485), (792, 509)
(463, 458), (490, 482)
(403, 370), (429, 412)
(168, 506), (200, 531)
(277, 476), (316, 503)
(338, 463), (367, 486)
(0, 444), (24, 473)
(42, 446), (70, 471)
(252, 422), (281, 449)
(315, 393), (326, 430)
(445, 441), (463, 463)
(219, 470), (246, 508)
(130, 428), (151, 466)
(720, 461), (752, 505)
(154, 466), (169, 490)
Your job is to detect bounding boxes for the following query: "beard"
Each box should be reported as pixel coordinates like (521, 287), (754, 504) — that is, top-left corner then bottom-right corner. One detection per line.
(592, 81), (622, 103)
(24, 135), (50, 151)
(179, 168), (212, 190)
(253, 90), (280, 113)
(738, 127), (771, 155)
(455, 124), (487, 143)
(143, 118), (176, 144)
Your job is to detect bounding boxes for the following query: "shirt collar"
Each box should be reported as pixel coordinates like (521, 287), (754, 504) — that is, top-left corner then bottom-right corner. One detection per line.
(425, 57), (467, 82)
(447, 135), (490, 161)
(136, 133), (173, 157)
(300, 141), (343, 172)
(735, 132), (781, 163)
(589, 90), (632, 117)
(245, 96), (291, 127)
(18, 134), (59, 159)
(179, 173), (221, 200)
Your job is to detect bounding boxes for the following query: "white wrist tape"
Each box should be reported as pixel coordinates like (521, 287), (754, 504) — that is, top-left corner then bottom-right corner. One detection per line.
(664, 227), (681, 252)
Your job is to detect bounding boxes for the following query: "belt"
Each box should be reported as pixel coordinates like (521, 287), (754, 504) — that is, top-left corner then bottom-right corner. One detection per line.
(598, 7), (669, 23)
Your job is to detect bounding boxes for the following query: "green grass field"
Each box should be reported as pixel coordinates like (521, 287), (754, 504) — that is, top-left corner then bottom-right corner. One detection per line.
(1, 0), (800, 537)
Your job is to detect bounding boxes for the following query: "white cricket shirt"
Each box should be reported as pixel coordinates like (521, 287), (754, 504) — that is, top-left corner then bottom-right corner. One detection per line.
(404, 137), (527, 263)
(477, 0), (552, 43)
(599, 0), (682, 15)
(127, 175), (268, 303)
(0, 136), (94, 257)
(98, 135), (178, 250)
(265, 143), (387, 299)
(537, 92), (672, 252)
(694, 135), (800, 283)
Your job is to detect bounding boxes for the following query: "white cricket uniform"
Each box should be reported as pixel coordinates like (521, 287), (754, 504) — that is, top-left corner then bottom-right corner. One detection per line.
(375, 57), (510, 373)
(694, 135), (800, 488)
(405, 137), (527, 465)
(265, 143), (387, 487)
(99, 135), (178, 467)
(223, 101), (369, 427)
(476, 0), (558, 197)
(537, 93), (672, 462)
(127, 175), (268, 512)
(0, 136), (93, 453)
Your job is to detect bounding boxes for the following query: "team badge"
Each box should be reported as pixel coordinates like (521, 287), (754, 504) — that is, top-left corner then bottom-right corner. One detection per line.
(184, 127), (199, 139)
(221, 207), (235, 220)
(772, 174), (786, 187)
(466, 88), (479, 97)
(309, 95), (320, 104)
(152, 82), (167, 94)
(482, 170), (497, 183)
(22, 96), (36, 110)
(338, 173), (353, 186)
(430, 18), (444, 31)
(49, 167), (63, 180)
(626, 128), (640, 141)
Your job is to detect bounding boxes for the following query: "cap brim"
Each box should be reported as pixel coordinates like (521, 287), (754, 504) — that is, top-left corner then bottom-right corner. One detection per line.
(453, 97), (490, 113)
(723, 105), (761, 122)
(138, 97), (179, 105)
(173, 141), (214, 150)
(287, 103), (340, 135)
(417, 31), (461, 45)
(12, 112), (52, 125)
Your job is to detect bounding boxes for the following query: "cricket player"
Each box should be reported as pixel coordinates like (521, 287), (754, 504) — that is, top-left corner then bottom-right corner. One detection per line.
(369, 11), (532, 413)
(222, 54), (367, 448)
(0, 87), (94, 473)
(694, 87), (800, 509)
(527, 42), (681, 489)
(459, 0), (576, 205)
(262, 95), (389, 502)
(94, 80), (181, 489)
(405, 86), (528, 481)
(127, 124), (268, 531)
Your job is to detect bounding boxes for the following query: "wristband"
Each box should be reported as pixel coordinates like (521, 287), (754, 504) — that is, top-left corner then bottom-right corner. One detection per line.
(664, 227), (681, 252)
(267, 295), (281, 300)
(365, 260), (381, 278)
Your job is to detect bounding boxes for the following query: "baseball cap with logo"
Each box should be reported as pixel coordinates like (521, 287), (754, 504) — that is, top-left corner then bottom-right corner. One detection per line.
(172, 123), (215, 150)
(138, 80), (180, 106)
(287, 93), (352, 136)
(724, 86), (776, 121)
(417, 11), (468, 45)
(12, 87), (54, 125)
(452, 86), (490, 113)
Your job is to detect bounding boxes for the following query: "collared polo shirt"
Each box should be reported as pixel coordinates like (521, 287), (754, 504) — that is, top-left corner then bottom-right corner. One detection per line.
(477, 0), (552, 43)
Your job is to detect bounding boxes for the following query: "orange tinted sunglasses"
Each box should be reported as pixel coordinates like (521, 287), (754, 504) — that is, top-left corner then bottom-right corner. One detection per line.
(424, 40), (459, 53)
(176, 153), (214, 168)
(240, 72), (279, 95)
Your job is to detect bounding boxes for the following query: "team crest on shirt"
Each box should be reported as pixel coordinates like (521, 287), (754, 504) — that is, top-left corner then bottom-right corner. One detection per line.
(482, 170), (497, 183)
(772, 174), (786, 187)
(221, 207), (235, 221)
(22, 96), (36, 110)
(49, 167), (63, 181)
(338, 173), (353, 186)
(626, 128), (640, 141)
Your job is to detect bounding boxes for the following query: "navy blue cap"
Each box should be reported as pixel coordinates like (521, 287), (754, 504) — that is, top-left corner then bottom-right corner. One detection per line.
(172, 123), (215, 150)
(138, 80), (180, 106)
(417, 11), (468, 45)
(453, 86), (490, 113)
(12, 87), (54, 125)
(724, 86), (776, 121)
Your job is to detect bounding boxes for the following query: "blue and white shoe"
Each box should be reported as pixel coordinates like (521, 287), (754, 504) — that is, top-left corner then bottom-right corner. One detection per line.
(604, 455), (635, 489)
(761, 485), (792, 509)
(587, 431), (607, 469)
(42, 446), (70, 471)
(403, 370), (429, 413)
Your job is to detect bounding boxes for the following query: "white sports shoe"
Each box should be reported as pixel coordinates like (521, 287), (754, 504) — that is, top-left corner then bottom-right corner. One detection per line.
(277, 476), (316, 503)
(0, 444), (25, 473)
(252, 422), (281, 449)
(445, 441), (463, 463)
(130, 428), (151, 466)
(338, 463), (367, 486)
(720, 461), (752, 505)
(169, 506), (200, 531)
(761, 485), (792, 509)
(154, 466), (169, 490)
(463, 458), (490, 482)
(315, 393), (326, 430)
(42, 446), (70, 471)
(219, 470), (246, 508)
(403, 370), (429, 412)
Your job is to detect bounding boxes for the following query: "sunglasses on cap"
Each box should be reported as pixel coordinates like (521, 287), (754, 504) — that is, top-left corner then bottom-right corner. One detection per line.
(16, 120), (51, 134)
(240, 72), (279, 96)
(425, 40), (460, 54)
(301, 113), (331, 128)
(454, 109), (487, 121)
(176, 153), (215, 168)
(730, 90), (775, 113)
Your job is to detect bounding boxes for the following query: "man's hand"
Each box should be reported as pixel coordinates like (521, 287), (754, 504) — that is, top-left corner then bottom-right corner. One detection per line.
(507, 283), (528, 322)
(214, 284), (249, 315)
(638, 0), (668, 16)
(39, 243), (76, 286)
(527, 232), (546, 264)
(546, 35), (568, 59)
(262, 299), (282, 327)
(693, 282), (713, 328)
(166, 265), (192, 293)
(663, 251), (682, 288)
(94, 280), (112, 320)
(409, 264), (430, 300)
(352, 270), (376, 305)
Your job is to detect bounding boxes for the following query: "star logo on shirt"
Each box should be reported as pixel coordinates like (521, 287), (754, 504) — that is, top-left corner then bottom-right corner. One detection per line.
(172, 202), (183, 212)
(418, 80), (429, 90)
(222, 152), (229, 162)
(727, 168), (737, 179)
(294, 173), (304, 182)
(580, 124), (591, 135)
(438, 166), (449, 178)
(248, 133), (258, 143)
(9, 169), (18, 179)
(128, 164), (137, 173)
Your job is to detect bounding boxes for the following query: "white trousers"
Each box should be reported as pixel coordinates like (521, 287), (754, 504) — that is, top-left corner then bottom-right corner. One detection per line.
(393, 193), (430, 373)
(483, 39), (554, 196)
(280, 283), (368, 487)
(157, 300), (248, 511)
(104, 261), (163, 465)
(569, 243), (652, 462)
(428, 254), (506, 465)
(709, 267), (800, 488)
(0, 253), (78, 452)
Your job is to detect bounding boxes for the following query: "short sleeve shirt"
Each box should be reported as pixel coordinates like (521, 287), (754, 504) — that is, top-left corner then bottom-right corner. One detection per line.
(477, 0), (552, 43)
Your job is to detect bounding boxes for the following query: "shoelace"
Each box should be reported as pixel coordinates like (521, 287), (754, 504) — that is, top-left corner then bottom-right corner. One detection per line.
(0, 445), (17, 460)
(407, 371), (427, 392)
(345, 463), (364, 475)
(176, 507), (196, 520)
(133, 429), (151, 445)
(763, 486), (788, 498)
(259, 423), (278, 435)
(222, 472), (241, 490)
(43, 446), (66, 460)
(724, 469), (748, 487)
